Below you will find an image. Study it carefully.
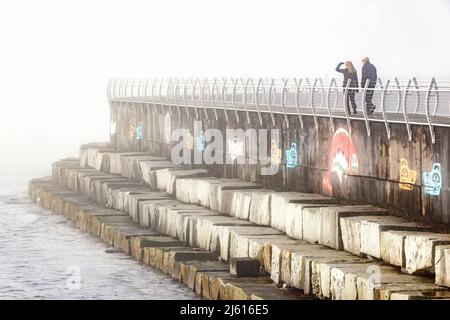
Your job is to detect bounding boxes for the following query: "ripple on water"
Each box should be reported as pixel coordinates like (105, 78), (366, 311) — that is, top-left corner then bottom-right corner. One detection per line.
(0, 166), (199, 300)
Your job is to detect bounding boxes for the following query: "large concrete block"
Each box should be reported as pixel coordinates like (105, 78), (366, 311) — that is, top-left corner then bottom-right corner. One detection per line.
(247, 235), (294, 267)
(403, 232), (450, 274)
(126, 192), (170, 223)
(270, 192), (338, 233)
(230, 258), (260, 277)
(360, 216), (426, 259)
(211, 180), (263, 212)
(435, 244), (450, 287)
(159, 168), (210, 195)
(138, 160), (175, 187)
(248, 190), (273, 226)
(317, 205), (387, 250)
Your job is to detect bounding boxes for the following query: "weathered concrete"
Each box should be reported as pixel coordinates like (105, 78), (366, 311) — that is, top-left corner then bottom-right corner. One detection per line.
(435, 244), (450, 287)
(230, 258), (261, 277)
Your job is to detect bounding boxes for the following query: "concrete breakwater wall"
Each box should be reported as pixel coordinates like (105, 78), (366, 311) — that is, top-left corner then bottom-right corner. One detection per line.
(110, 104), (450, 226)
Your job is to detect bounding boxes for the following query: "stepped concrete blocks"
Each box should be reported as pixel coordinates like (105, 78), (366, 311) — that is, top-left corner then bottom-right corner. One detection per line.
(270, 192), (338, 233)
(126, 192), (170, 223)
(390, 291), (450, 300)
(247, 235), (294, 266)
(270, 243), (305, 285)
(329, 264), (372, 300)
(154, 168), (210, 195)
(108, 152), (145, 175)
(223, 226), (283, 262)
(359, 216), (426, 259)
(211, 181), (264, 213)
(248, 190), (273, 226)
(175, 177), (217, 205)
(435, 245), (450, 287)
(119, 154), (164, 181)
(339, 216), (364, 256)
(378, 282), (448, 300)
(302, 207), (321, 244)
(138, 160), (175, 187)
(403, 232), (450, 274)
(318, 205), (388, 250)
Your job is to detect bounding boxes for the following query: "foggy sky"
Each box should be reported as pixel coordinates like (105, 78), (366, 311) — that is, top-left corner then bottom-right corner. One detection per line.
(0, 0), (449, 165)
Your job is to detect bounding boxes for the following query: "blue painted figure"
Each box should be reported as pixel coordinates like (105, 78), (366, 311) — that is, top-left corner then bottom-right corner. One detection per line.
(135, 123), (143, 140)
(423, 163), (442, 196)
(196, 131), (205, 152)
(285, 143), (297, 168)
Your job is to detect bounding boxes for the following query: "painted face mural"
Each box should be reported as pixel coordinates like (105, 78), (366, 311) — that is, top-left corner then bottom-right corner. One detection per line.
(423, 163), (442, 196)
(128, 122), (136, 139)
(323, 128), (358, 193)
(135, 123), (143, 140)
(285, 143), (297, 168)
(228, 136), (244, 161)
(185, 131), (194, 150)
(271, 140), (282, 166)
(196, 131), (205, 152)
(399, 158), (417, 191)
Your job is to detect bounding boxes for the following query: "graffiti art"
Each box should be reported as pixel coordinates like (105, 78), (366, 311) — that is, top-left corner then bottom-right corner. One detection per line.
(128, 122), (136, 139)
(285, 143), (297, 168)
(423, 163), (442, 196)
(185, 131), (194, 150)
(135, 123), (143, 140)
(399, 158), (417, 191)
(228, 136), (244, 161)
(196, 131), (205, 152)
(323, 128), (358, 193)
(271, 139), (282, 166)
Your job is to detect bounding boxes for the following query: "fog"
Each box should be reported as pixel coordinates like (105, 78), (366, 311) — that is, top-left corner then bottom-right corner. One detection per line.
(0, 0), (449, 168)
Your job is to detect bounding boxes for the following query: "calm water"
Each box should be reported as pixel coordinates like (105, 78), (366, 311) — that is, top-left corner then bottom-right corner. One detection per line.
(0, 159), (198, 300)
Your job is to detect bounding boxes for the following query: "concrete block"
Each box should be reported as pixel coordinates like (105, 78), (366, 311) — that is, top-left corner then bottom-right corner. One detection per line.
(139, 160), (175, 187)
(403, 232), (450, 274)
(435, 244), (450, 287)
(360, 216), (426, 259)
(248, 190), (273, 226)
(230, 258), (260, 277)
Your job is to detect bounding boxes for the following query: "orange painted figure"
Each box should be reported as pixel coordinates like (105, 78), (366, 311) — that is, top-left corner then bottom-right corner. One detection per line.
(323, 128), (359, 194)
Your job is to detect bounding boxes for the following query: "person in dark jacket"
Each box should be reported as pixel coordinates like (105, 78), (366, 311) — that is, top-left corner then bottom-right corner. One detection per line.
(336, 61), (359, 115)
(361, 57), (377, 114)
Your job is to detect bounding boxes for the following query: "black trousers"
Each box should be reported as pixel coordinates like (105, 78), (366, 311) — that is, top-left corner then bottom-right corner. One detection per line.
(365, 82), (376, 109)
(345, 89), (357, 113)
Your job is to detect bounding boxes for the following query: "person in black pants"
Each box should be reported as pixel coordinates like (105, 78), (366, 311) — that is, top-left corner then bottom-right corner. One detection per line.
(361, 57), (377, 114)
(336, 61), (359, 115)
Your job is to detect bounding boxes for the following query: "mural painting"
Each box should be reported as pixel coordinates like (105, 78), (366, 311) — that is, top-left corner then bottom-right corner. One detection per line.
(196, 131), (205, 152)
(185, 131), (194, 150)
(323, 128), (359, 194)
(135, 123), (143, 140)
(128, 121), (135, 139)
(423, 163), (442, 196)
(228, 136), (244, 161)
(399, 158), (417, 191)
(285, 143), (297, 168)
(270, 139), (282, 166)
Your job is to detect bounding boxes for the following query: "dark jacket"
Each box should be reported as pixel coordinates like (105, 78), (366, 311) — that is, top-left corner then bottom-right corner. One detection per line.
(361, 62), (377, 87)
(335, 62), (359, 90)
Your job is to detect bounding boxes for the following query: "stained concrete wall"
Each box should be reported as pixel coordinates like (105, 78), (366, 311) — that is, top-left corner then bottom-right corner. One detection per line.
(110, 103), (450, 226)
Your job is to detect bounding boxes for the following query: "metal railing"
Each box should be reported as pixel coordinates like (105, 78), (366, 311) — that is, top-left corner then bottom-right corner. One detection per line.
(107, 77), (450, 143)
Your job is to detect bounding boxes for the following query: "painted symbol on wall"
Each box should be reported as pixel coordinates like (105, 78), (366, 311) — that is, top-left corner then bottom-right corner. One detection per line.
(196, 131), (205, 152)
(399, 158), (417, 191)
(110, 121), (116, 135)
(271, 140), (282, 166)
(285, 143), (297, 168)
(128, 121), (136, 139)
(228, 136), (244, 161)
(164, 112), (172, 143)
(184, 131), (194, 150)
(323, 128), (358, 194)
(135, 123), (143, 140)
(423, 163), (442, 196)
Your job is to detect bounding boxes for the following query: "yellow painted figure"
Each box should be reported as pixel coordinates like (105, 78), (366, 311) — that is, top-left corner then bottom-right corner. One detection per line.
(270, 140), (282, 166)
(399, 158), (417, 191)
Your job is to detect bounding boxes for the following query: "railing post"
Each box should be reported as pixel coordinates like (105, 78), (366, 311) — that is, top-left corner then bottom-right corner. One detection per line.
(231, 78), (240, 123)
(402, 79), (413, 141)
(174, 79), (181, 118)
(192, 78), (200, 119)
(281, 78), (289, 128)
(255, 78), (263, 125)
(201, 78), (209, 120)
(166, 78), (173, 116)
(307, 78), (318, 129)
(211, 78), (219, 121)
(221, 78), (229, 122)
(361, 79), (371, 137)
(294, 78), (304, 129)
(158, 78), (165, 113)
(242, 78), (251, 124)
(183, 79), (190, 119)
(267, 78), (276, 126)
(380, 79), (391, 139)
(412, 77), (420, 115)
(425, 77), (437, 143)
(326, 78), (337, 132)
(343, 79), (352, 134)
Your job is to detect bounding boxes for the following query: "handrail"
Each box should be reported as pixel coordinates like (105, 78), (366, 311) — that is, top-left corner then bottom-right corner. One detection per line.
(108, 77), (450, 143)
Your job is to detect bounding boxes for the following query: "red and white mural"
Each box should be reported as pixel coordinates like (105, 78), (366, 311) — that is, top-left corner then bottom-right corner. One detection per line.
(322, 128), (359, 194)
